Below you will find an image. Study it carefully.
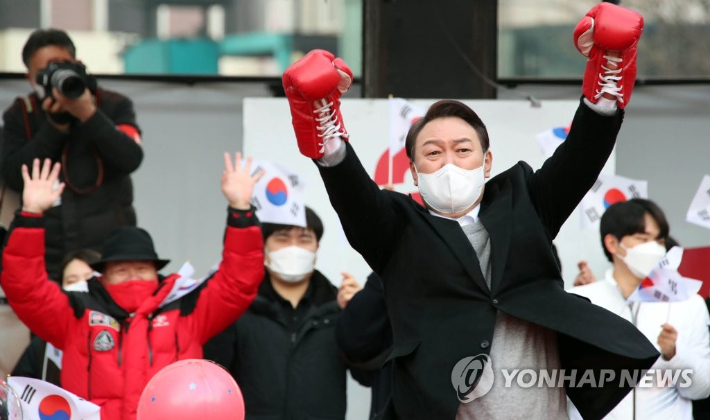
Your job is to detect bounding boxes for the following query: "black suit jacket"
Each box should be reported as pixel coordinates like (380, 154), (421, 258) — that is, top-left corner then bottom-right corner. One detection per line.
(316, 99), (659, 420)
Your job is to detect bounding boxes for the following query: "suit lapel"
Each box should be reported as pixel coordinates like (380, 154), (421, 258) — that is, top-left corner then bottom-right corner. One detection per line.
(417, 204), (490, 294)
(479, 181), (512, 294)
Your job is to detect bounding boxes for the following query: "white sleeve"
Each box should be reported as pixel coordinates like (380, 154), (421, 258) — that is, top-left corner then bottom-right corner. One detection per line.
(583, 97), (618, 116)
(657, 296), (710, 400)
(316, 136), (347, 167)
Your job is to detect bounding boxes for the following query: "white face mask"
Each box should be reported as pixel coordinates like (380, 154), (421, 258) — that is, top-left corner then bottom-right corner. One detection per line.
(63, 280), (89, 293)
(266, 246), (316, 283)
(618, 241), (667, 279)
(416, 162), (486, 214)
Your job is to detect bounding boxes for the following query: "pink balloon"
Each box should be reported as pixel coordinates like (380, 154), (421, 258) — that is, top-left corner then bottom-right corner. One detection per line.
(137, 359), (245, 420)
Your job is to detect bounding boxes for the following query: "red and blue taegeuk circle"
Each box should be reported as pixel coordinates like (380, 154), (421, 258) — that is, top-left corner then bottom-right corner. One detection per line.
(603, 188), (627, 209)
(38, 395), (71, 420)
(552, 127), (570, 140)
(265, 178), (288, 206)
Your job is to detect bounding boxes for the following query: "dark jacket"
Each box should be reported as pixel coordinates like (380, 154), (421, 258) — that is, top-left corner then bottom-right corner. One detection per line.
(11, 335), (62, 386)
(315, 99), (660, 420)
(204, 270), (347, 420)
(1, 89), (143, 279)
(335, 273), (392, 420)
(1, 208), (265, 420)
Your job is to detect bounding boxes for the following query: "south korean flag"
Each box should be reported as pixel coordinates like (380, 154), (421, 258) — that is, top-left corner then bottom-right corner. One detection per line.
(249, 161), (307, 228)
(6, 377), (101, 420)
(580, 174), (648, 230)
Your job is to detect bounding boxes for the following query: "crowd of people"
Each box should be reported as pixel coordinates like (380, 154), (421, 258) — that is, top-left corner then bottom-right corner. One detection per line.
(1, 3), (709, 419)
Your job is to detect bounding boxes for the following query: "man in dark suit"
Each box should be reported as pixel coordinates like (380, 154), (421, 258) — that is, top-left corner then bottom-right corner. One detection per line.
(282, 5), (656, 419)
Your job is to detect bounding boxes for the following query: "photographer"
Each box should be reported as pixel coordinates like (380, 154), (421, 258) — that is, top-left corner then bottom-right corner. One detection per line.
(1, 29), (143, 280)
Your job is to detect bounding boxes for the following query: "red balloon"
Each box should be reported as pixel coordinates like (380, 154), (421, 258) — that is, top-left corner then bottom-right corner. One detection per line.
(137, 359), (245, 420)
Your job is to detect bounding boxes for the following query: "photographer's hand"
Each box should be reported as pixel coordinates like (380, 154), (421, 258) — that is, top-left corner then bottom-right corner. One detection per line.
(41, 97), (70, 132)
(53, 88), (96, 123)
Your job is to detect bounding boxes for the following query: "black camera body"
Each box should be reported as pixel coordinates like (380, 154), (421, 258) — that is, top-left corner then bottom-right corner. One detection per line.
(35, 61), (96, 100)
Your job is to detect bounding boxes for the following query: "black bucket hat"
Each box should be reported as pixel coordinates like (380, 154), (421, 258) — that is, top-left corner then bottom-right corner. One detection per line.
(90, 227), (170, 272)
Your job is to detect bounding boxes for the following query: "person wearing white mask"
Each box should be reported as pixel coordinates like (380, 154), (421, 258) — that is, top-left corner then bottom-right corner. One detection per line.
(569, 199), (710, 420)
(280, 5), (659, 418)
(204, 206), (363, 420)
(12, 248), (100, 385)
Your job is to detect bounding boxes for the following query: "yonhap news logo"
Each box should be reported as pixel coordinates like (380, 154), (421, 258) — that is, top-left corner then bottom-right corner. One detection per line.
(451, 354), (495, 403)
(451, 354), (695, 403)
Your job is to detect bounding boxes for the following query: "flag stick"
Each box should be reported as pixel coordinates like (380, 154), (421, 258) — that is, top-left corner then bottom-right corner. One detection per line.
(388, 94), (394, 186)
(666, 302), (671, 323)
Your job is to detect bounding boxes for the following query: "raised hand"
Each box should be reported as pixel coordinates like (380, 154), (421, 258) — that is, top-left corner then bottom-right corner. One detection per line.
(337, 272), (362, 309)
(282, 49), (353, 159)
(573, 260), (597, 287)
(21, 158), (65, 214)
(573, 3), (643, 108)
(221, 152), (264, 211)
(658, 323), (678, 361)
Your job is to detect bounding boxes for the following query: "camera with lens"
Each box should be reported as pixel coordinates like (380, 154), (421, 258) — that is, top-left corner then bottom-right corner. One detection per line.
(35, 61), (96, 100)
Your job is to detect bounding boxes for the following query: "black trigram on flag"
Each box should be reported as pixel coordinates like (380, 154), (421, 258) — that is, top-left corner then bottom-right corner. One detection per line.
(699, 209), (710, 221)
(250, 165), (263, 178)
(586, 208), (600, 223)
(628, 184), (641, 198)
(653, 290), (671, 302)
(400, 104), (412, 119)
(288, 175), (300, 188)
(291, 202), (301, 217)
(591, 179), (603, 193)
(21, 383), (37, 404)
(251, 197), (262, 211)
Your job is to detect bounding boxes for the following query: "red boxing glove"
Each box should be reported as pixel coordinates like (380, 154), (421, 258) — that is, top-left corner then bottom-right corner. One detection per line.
(282, 50), (353, 159)
(574, 3), (643, 109)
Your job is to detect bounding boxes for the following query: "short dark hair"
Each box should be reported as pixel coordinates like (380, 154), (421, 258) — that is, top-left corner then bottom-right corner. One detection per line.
(261, 207), (324, 243)
(599, 198), (670, 262)
(60, 248), (101, 282)
(404, 100), (490, 161)
(22, 28), (76, 68)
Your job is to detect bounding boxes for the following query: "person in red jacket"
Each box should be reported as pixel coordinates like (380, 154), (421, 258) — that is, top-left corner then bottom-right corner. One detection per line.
(1, 153), (265, 420)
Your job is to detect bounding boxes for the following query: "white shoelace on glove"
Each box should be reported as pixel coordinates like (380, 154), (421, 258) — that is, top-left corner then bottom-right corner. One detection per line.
(596, 55), (624, 105)
(314, 99), (348, 154)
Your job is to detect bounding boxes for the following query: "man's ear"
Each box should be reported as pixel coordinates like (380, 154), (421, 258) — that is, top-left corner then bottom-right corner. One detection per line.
(484, 151), (493, 178)
(604, 234), (621, 258)
(409, 161), (418, 186)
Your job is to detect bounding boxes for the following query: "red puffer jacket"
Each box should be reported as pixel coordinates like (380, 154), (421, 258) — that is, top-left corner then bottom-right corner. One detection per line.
(1, 208), (264, 420)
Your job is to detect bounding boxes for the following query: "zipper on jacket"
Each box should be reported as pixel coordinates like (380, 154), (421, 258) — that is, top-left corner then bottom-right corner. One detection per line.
(147, 319), (154, 366)
(174, 330), (180, 362)
(118, 316), (132, 367)
(87, 331), (93, 400)
(118, 325), (124, 366)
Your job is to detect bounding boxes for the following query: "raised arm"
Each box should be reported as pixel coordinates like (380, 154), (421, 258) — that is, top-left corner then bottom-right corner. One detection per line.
(282, 50), (404, 272)
(527, 3), (643, 238)
(0, 158), (73, 348)
(191, 152), (266, 343)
